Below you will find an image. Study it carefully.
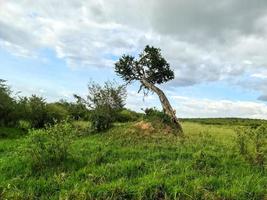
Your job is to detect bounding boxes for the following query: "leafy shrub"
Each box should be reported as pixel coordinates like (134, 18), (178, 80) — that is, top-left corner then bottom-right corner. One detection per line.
(15, 95), (49, 128)
(27, 122), (75, 171)
(143, 107), (179, 134)
(144, 107), (172, 124)
(81, 81), (127, 132)
(58, 99), (90, 120)
(235, 125), (267, 169)
(90, 106), (113, 132)
(46, 103), (69, 124)
(235, 127), (250, 156)
(17, 120), (31, 131)
(26, 95), (48, 128)
(115, 109), (141, 122)
(0, 79), (16, 126)
(85, 81), (126, 110)
(250, 125), (267, 168)
(16, 97), (74, 128)
(72, 121), (91, 136)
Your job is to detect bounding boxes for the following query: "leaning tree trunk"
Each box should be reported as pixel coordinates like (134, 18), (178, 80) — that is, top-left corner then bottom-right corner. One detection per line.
(141, 79), (183, 133)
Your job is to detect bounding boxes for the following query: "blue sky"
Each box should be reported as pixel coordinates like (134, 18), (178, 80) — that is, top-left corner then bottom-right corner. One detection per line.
(1, 0), (267, 118)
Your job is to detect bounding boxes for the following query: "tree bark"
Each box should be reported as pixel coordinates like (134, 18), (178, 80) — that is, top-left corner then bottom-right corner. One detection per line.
(141, 79), (183, 133)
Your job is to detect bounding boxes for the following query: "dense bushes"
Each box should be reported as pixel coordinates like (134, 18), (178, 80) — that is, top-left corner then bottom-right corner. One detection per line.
(144, 107), (174, 126)
(1, 79), (145, 135)
(116, 109), (142, 122)
(15, 95), (70, 128)
(0, 80), (90, 130)
(80, 81), (127, 132)
(90, 108), (142, 132)
(0, 80), (143, 134)
(46, 103), (70, 124)
(57, 99), (89, 120)
(27, 122), (75, 171)
(0, 79), (16, 126)
(90, 106), (113, 132)
(144, 107), (172, 123)
(235, 125), (267, 169)
(23, 95), (48, 128)
(17, 120), (32, 131)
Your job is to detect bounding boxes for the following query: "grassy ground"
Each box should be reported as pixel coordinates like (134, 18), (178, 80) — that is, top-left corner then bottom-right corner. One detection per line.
(0, 121), (266, 199)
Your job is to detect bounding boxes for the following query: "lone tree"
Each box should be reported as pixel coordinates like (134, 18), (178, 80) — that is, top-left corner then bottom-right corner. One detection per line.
(115, 45), (183, 133)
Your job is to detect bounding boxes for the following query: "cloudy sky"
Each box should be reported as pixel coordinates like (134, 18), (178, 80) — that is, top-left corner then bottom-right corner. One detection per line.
(1, 0), (267, 118)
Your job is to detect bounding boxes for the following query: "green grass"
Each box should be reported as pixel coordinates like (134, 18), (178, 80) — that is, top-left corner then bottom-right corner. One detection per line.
(0, 121), (266, 199)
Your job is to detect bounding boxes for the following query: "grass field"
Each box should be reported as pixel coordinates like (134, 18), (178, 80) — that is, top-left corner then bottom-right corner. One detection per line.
(0, 121), (266, 199)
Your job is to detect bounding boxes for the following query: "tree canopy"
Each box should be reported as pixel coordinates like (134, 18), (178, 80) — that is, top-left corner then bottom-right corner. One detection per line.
(115, 45), (174, 85)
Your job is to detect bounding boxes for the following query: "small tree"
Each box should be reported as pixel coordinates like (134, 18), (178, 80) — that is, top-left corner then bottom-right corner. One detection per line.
(58, 99), (89, 120)
(25, 95), (48, 128)
(0, 79), (15, 126)
(115, 45), (183, 133)
(84, 81), (126, 110)
(75, 81), (127, 132)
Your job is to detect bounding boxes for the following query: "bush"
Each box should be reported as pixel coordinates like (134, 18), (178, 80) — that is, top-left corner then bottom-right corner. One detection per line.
(58, 99), (90, 120)
(85, 81), (126, 110)
(17, 120), (32, 131)
(90, 107), (113, 132)
(46, 103), (69, 124)
(0, 79), (16, 126)
(72, 121), (91, 136)
(27, 122), (75, 171)
(83, 81), (127, 132)
(115, 109), (141, 122)
(144, 107), (171, 122)
(250, 125), (267, 168)
(235, 127), (249, 156)
(19, 95), (48, 128)
(235, 125), (267, 169)
(144, 107), (174, 126)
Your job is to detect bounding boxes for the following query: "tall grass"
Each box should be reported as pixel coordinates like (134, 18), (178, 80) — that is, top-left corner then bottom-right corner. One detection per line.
(0, 121), (266, 199)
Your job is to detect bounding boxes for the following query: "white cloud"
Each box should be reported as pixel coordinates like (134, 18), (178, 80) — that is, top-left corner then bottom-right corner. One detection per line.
(2, 1), (267, 100)
(171, 96), (267, 119)
(251, 73), (267, 79)
(125, 91), (267, 119)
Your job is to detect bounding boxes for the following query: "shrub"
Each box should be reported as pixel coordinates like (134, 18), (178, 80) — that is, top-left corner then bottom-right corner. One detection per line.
(235, 125), (267, 169)
(144, 107), (172, 124)
(58, 99), (89, 120)
(0, 79), (16, 126)
(85, 81), (126, 110)
(235, 127), (249, 156)
(81, 81), (127, 132)
(17, 120), (32, 131)
(250, 125), (267, 168)
(72, 121), (91, 136)
(115, 109), (141, 122)
(27, 122), (75, 171)
(46, 103), (69, 124)
(17, 95), (48, 128)
(143, 107), (178, 134)
(90, 106), (113, 132)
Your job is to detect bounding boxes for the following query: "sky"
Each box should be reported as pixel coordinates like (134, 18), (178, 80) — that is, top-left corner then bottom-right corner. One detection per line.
(1, 0), (267, 118)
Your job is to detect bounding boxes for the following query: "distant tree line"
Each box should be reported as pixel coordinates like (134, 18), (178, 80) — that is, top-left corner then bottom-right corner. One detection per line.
(0, 79), (89, 129)
(0, 79), (141, 131)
